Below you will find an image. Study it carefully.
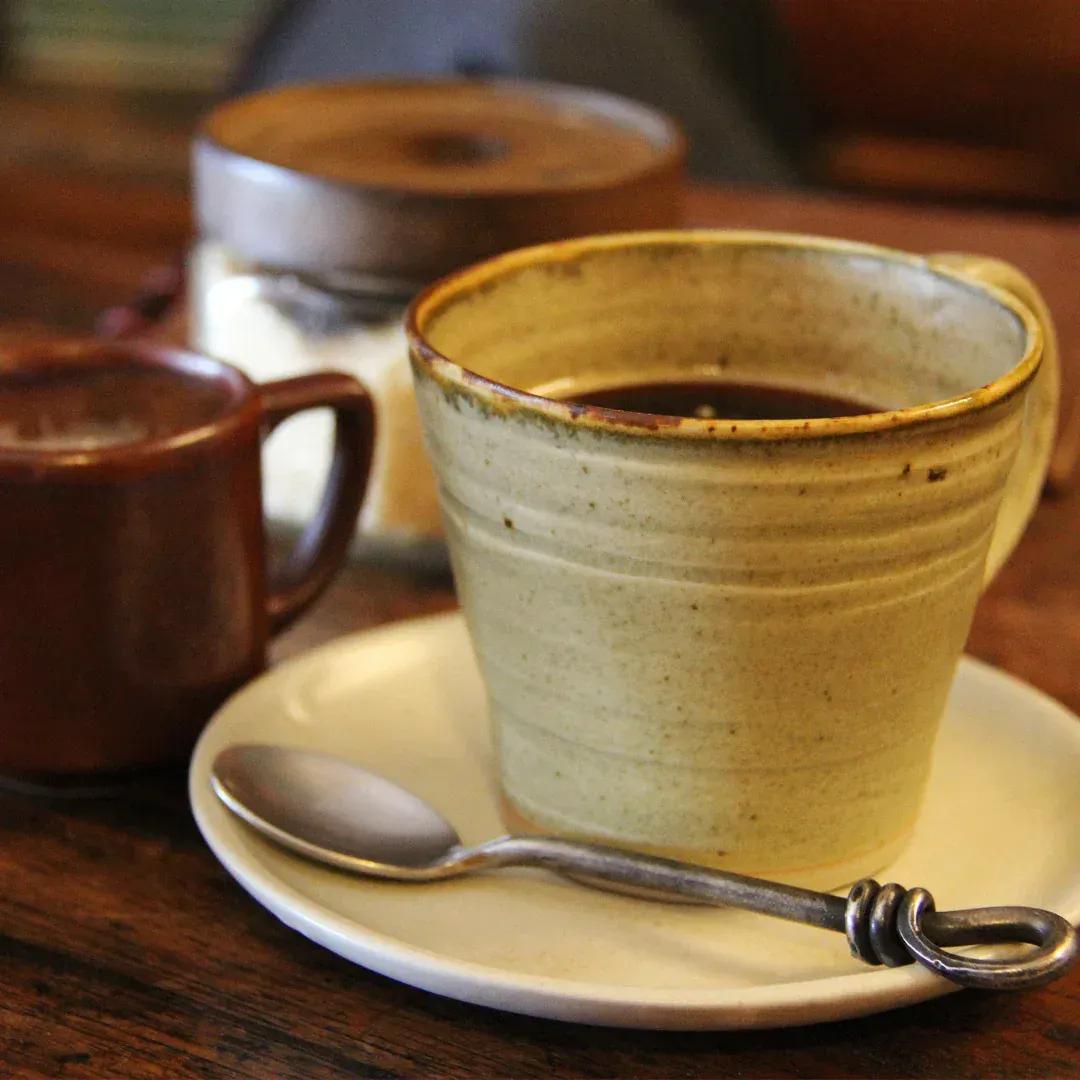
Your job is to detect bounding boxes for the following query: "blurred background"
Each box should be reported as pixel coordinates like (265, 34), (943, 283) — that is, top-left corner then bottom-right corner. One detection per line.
(2, 0), (1080, 336)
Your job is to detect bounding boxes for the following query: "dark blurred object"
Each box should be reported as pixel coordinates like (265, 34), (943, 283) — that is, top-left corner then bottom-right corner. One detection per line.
(0, 2), (10, 76)
(778, 0), (1080, 209)
(97, 261), (185, 340)
(223, 0), (810, 185)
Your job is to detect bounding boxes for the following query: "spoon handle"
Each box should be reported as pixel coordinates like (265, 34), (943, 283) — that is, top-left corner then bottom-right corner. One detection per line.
(466, 835), (1077, 990)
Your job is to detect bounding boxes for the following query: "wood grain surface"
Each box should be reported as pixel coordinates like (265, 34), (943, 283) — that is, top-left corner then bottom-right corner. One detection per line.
(0, 174), (1078, 1078)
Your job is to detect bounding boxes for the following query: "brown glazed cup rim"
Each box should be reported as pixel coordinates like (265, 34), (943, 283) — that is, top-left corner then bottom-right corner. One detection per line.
(407, 230), (1044, 442)
(0, 339), (260, 477)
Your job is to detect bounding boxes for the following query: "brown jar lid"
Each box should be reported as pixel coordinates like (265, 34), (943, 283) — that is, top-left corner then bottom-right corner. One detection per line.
(193, 79), (685, 284)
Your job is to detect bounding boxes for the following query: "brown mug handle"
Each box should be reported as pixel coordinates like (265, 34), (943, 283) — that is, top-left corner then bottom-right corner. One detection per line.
(257, 372), (375, 634)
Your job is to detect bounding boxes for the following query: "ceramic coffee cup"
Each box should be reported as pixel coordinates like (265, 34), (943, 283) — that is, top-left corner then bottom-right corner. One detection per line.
(407, 231), (1059, 889)
(0, 340), (372, 785)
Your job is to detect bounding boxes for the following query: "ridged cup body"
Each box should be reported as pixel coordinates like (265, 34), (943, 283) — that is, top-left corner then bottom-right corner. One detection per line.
(410, 234), (1040, 887)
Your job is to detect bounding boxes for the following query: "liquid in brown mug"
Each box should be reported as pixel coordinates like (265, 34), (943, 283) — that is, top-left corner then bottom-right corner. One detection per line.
(558, 380), (878, 421)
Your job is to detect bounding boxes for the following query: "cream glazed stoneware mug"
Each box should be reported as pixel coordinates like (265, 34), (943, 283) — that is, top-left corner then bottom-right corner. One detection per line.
(406, 231), (1059, 890)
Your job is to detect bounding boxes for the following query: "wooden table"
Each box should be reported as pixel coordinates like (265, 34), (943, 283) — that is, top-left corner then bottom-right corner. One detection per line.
(1, 177), (1079, 1078)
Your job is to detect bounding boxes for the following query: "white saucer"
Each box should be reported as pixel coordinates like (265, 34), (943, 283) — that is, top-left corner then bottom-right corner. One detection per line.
(189, 612), (1080, 1030)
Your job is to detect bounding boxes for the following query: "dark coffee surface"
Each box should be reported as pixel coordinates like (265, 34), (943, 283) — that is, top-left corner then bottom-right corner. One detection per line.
(562, 380), (879, 420)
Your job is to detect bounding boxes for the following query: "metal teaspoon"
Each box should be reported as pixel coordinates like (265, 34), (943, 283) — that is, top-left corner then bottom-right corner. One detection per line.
(209, 743), (1078, 991)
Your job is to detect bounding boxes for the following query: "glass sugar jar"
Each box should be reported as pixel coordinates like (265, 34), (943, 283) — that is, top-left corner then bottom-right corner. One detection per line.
(190, 79), (685, 557)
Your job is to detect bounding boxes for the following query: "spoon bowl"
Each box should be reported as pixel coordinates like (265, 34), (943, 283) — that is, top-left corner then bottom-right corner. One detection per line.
(212, 744), (462, 870)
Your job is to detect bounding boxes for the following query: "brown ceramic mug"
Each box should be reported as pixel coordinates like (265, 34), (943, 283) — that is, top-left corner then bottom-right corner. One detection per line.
(0, 339), (372, 785)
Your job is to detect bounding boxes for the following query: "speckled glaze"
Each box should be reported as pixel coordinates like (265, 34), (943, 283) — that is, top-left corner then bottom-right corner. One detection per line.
(406, 232), (1059, 889)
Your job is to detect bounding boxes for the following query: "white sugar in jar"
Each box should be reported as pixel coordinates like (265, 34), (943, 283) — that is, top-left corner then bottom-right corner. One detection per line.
(191, 244), (436, 544)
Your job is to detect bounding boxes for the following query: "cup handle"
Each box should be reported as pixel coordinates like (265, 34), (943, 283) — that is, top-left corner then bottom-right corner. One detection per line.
(257, 373), (375, 634)
(927, 254), (1061, 586)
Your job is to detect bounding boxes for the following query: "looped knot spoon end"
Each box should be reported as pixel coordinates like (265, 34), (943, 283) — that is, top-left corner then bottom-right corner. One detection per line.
(211, 744), (1078, 991)
(843, 879), (1076, 989)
